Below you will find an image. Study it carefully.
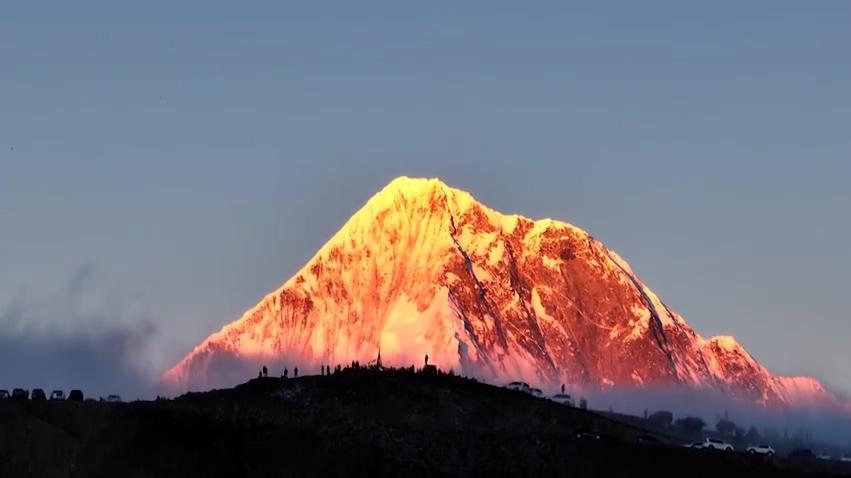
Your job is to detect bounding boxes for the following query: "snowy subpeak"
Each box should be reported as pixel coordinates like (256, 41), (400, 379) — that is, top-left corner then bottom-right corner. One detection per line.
(161, 177), (843, 411)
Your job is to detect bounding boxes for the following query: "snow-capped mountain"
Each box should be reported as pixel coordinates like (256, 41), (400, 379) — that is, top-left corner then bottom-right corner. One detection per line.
(161, 177), (843, 410)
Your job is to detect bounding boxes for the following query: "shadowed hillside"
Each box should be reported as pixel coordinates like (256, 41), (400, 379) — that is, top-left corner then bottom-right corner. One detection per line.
(1, 369), (849, 477)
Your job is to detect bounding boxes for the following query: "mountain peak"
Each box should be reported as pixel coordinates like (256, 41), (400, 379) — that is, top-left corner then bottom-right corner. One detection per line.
(382, 175), (449, 193)
(161, 179), (844, 412)
(371, 176), (467, 205)
(366, 176), (479, 219)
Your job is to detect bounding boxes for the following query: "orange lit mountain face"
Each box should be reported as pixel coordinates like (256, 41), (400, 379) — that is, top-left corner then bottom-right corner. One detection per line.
(162, 177), (843, 410)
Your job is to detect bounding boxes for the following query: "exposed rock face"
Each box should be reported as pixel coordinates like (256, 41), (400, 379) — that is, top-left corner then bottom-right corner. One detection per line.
(161, 177), (843, 410)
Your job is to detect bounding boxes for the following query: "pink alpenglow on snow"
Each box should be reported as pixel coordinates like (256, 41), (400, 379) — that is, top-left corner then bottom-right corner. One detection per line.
(161, 177), (846, 411)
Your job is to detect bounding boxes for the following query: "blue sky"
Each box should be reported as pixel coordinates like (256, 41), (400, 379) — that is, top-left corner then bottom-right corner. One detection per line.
(1, 2), (850, 397)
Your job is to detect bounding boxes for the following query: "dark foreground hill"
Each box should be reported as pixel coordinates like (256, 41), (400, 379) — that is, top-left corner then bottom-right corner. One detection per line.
(1, 369), (849, 478)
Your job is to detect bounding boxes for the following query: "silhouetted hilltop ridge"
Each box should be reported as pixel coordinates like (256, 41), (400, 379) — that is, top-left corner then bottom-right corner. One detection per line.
(3, 367), (850, 477)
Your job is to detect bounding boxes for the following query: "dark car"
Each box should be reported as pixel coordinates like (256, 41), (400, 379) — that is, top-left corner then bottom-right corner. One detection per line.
(575, 429), (601, 440)
(68, 389), (84, 402)
(638, 434), (662, 445)
(31, 388), (47, 400)
(0, 389), (9, 399)
(788, 448), (815, 463)
(11, 388), (29, 400)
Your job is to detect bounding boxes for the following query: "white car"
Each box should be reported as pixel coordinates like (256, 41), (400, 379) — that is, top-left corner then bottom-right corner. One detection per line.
(816, 452), (831, 461)
(505, 381), (531, 393)
(697, 437), (734, 452)
(529, 388), (544, 398)
(840, 456), (851, 463)
(684, 441), (714, 449)
(550, 393), (575, 407)
(747, 444), (775, 456)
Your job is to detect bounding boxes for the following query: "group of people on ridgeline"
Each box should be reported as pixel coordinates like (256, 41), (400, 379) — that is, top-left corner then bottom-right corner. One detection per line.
(257, 354), (433, 381)
(258, 366), (297, 378)
(259, 364), (346, 379)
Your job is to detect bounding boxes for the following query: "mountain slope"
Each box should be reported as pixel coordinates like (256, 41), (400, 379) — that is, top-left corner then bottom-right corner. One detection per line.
(161, 177), (841, 409)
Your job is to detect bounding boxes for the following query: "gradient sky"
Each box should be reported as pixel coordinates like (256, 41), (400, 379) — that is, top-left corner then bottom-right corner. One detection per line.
(1, 2), (850, 398)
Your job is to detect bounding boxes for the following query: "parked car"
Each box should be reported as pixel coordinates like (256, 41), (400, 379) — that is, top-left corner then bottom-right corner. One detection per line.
(550, 393), (575, 407)
(0, 389), (9, 399)
(816, 452), (832, 461)
(505, 382), (531, 393)
(68, 390), (84, 402)
(788, 448), (815, 463)
(31, 389), (47, 400)
(529, 388), (544, 398)
(840, 456), (851, 463)
(699, 437), (734, 451)
(684, 441), (703, 449)
(50, 390), (65, 400)
(747, 444), (776, 456)
(575, 429), (601, 440)
(11, 388), (28, 400)
(106, 394), (122, 403)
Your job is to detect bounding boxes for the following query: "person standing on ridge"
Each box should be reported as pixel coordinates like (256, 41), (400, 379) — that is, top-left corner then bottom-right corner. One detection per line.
(294, 367), (298, 377)
(424, 354), (429, 367)
(262, 365), (268, 377)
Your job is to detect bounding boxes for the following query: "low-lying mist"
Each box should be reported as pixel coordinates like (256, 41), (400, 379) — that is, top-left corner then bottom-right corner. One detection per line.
(582, 384), (851, 447)
(0, 264), (160, 399)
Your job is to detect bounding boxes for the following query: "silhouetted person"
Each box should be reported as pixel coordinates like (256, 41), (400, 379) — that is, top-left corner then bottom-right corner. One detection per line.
(424, 354), (429, 366)
(294, 367), (298, 377)
(283, 368), (289, 379)
(561, 384), (565, 394)
(262, 365), (268, 377)
(258, 370), (262, 378)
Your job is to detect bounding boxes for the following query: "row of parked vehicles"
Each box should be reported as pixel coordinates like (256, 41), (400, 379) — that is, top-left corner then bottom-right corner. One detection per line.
(0, 388), (123, 402)
(684, 438), (851, 461)
(684, 437), (773, 454)
(0, 388), (85, 400)
(785, 449), (851, 462)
